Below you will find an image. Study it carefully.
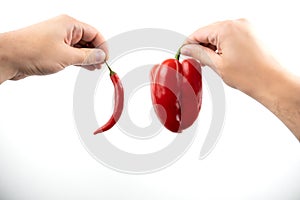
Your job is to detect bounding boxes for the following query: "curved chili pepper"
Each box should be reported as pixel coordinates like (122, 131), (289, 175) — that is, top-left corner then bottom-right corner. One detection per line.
(94, 61), (124, 134)
(150, 48), (202, 133)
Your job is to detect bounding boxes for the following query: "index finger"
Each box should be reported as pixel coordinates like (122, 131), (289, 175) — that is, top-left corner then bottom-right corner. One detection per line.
(78, 21), (109, 56)
(185, 22), (220, 47)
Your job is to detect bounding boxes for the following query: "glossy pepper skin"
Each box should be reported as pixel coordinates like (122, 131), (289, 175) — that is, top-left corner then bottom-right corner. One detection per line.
(150, 58), (202, 133)
(94, 62), (124, 134)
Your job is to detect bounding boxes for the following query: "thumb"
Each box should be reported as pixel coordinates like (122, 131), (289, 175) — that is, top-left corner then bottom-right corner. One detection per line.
(180, 44), (221, 71)
(69, 48), (106, 66)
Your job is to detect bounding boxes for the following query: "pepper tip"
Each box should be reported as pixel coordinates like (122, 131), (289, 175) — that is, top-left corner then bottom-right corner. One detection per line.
(94, 130), (103, 135)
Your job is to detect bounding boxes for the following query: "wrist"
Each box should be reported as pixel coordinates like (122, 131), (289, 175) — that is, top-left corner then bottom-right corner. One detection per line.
(250, 62), (300, 140)
(0, 32), (18, 84)
(272, 73), (300, 140)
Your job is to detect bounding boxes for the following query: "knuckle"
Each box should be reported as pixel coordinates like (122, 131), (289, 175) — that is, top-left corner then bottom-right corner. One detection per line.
(218, 20), (236, 37)
(237, 18), (249, 24)
(57, 14), (75, 22)
(58, 14), (71, 19)
(222, 20), (235, 29)
(220, 19), (250, 36)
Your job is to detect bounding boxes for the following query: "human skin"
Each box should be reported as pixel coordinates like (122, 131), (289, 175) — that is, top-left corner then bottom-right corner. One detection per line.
(0, 15), (107, 83)
(181, 19), (300, 141)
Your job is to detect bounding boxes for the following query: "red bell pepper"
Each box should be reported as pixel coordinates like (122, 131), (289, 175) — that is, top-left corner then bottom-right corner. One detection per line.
(150, 49), (202, 133)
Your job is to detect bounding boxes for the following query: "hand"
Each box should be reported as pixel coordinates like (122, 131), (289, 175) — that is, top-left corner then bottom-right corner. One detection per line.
(0, 15), (107, 83)
(181, 19), (283, 95)
(181, 19), (300, 140)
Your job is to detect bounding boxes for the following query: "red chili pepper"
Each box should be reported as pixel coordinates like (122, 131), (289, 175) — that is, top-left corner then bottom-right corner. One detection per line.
(94, 61), (124, 134)
(150, 48), (202, 133)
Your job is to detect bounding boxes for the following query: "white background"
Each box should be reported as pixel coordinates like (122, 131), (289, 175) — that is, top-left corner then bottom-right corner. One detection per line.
(0, 0), (300, 199)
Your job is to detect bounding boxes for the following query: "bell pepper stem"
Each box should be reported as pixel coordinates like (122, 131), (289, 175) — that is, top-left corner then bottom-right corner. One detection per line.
(175, 46), (183, 60)
(105, 61), (116, 76)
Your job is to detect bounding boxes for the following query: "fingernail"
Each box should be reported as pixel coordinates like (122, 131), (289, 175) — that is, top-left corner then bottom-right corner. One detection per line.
(94, 49), (106, 64)
(180, 45), (191, 56)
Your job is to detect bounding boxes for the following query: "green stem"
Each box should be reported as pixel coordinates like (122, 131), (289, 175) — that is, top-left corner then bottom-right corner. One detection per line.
(105, 60), (116, 76)
(175, 46), (182, 60)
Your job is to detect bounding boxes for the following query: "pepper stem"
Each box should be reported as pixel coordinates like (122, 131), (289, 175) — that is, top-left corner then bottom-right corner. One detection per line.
(175, 46), (182, 60)
(105, 60), (116, 76)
